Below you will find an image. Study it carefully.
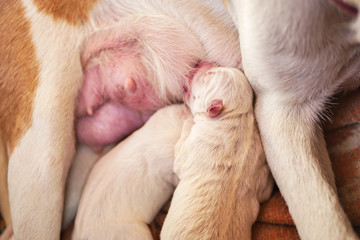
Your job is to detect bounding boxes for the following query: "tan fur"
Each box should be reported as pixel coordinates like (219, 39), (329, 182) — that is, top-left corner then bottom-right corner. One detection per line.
(32, 0), (99, 25)
(4, 0), (88, 238)
(3, 0), (357, 239)
(0, 1), (39, 231)
(222, 0), (229, 8)
(1, 1), (240, 239)
(0, 0), (40, 153)
(0, 136), (10, 226)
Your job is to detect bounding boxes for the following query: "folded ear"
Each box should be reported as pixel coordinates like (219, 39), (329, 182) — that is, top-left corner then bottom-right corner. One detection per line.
(206, 99), (223, 118)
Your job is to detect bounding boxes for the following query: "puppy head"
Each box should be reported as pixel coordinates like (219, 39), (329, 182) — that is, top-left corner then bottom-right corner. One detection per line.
(186, 67), (253, 118)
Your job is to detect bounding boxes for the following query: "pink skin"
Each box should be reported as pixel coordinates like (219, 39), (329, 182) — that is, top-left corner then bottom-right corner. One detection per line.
(76, 102), (153, 153)
(76, 59), (221, 152)
(76, 43), (164, 151)
(76, 17), (208, 151)
(206, 99), (223, 118)
(184, 63), (225, 118)
(76, 36), (217, 152)
(184, 62), (216, 102)
(77, 47), (162, 118)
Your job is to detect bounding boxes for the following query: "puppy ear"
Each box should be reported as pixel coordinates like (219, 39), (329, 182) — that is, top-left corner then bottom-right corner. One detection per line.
(206, 99), (223, 118)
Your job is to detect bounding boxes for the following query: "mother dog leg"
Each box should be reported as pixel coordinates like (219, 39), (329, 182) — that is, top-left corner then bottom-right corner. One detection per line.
(227, 0), (360, 239)
(3, 0), (86, 238)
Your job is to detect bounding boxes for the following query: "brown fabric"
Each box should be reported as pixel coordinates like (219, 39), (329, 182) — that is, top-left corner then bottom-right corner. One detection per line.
(326, 124), (360, 226)
(150, 201), (171, 240)
(252, 223), (300, 240)
(323, 90), (360, 131)
(256, 191), (294, 226)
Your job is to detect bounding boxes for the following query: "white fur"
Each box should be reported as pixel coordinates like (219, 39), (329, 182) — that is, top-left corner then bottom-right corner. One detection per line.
(72, 105), (192, 240)
(62, 144), (113, 229)
(7, 1), (240, 239)
(225, 0), (360, 239)
(6, 0), (360, 239)
(8, 1), (86, 238)
(161, 68), (273, 240)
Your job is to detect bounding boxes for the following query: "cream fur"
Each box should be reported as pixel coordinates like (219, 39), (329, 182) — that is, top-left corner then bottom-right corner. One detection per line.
(5, 0), (360, 239)
(8, 1), (85, 238)
(62, 144), (113, 229)
(161, 68), (273, 240)
(72, 105), (191, 240)
(7, 1), (240, 239)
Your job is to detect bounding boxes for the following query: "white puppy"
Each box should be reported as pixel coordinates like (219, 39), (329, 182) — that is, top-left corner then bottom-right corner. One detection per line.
(161, 67), (273, 240)
(2, 0), (359, 239)
(72, 104), (192, 240)
(1, 2), (240, 239)
(62, 144), (114, 229)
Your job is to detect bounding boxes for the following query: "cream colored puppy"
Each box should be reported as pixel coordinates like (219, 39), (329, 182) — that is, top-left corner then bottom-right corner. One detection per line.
(161, 67), (273, 240)
(72, 104), (192, 240)
(62, 144), (114, 229)
(0, 2), (240, 239)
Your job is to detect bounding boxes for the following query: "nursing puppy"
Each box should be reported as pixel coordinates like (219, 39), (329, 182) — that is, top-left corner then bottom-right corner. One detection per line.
(161, 67), (273, 240)
(73, 104), (192, 240)
(0, 1), (240, 238)
(62, 144), (114, 229)
(224, 0), (360, 239)
(1, 0), (359, 239)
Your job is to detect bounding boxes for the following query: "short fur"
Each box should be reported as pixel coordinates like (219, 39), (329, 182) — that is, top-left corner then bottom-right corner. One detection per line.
(72, 105), (192, 240)
(225, 0), (360, 239)
(1, 0), (360, 239)
(0, 1), (240, 239)
(161, 67), (273, 240)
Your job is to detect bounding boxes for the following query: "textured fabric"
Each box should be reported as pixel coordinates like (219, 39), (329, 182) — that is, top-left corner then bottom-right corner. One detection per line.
(256, 190), (294, 226)
(327, 124), (360, 226)
(252, 223), (300, 240)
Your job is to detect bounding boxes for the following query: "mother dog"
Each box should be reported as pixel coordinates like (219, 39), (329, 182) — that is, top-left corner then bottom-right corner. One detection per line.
(0, 0), (359, 239)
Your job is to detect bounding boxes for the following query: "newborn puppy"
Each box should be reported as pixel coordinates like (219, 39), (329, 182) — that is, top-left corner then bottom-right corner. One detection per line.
(161, 67), (273, 240)
(73, 104), (192, 240)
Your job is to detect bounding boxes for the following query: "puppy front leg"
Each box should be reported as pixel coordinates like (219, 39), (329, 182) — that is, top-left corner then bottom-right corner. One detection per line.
(255, 96), (357, 240)
(62, 144), (111, 229)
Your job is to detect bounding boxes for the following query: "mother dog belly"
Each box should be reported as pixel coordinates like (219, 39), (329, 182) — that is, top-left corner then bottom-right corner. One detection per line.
(0, 1), (241, 239)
